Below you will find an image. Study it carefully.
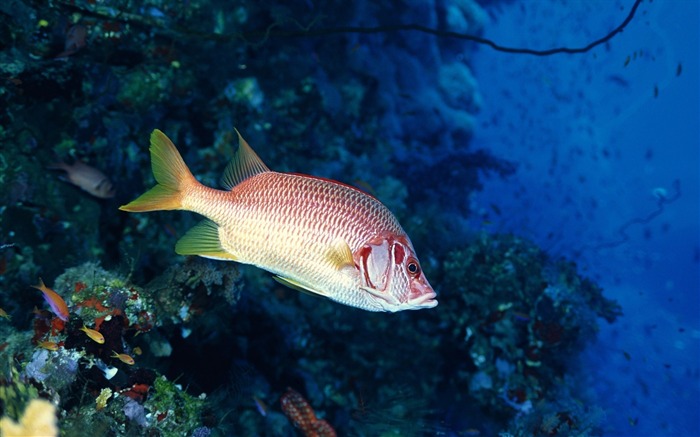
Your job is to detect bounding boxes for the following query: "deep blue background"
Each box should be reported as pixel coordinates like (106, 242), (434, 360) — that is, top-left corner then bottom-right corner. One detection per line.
(470, 1), (699, 435)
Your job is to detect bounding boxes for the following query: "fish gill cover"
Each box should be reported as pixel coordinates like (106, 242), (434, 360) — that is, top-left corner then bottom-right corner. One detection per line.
(0, 0), (697, 436)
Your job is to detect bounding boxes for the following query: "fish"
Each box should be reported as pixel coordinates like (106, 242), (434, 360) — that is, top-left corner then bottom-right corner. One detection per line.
(48, 160), (116, 198)
(252, 395), (268, 417)
(111, 351), (135, 365)
(37, 341), (59, 351)
(80, 325), (105, 344)
(0, 307), (10, 320)
(120, 130), (437, 312)
(55, 23), (87, 58)
(31, 278), (70, 321)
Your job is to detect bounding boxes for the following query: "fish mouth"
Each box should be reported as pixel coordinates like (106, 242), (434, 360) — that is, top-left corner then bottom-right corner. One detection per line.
(410, 291), (438, 309)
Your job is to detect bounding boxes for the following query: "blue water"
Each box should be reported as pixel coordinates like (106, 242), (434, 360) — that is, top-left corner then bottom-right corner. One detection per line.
(469, 1), (699, 435)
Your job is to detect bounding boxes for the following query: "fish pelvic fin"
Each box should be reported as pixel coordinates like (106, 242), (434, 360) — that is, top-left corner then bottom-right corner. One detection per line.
(220, 129), (270, 190)
(175, 219), (238, 260)
(120, 130), (197, 212)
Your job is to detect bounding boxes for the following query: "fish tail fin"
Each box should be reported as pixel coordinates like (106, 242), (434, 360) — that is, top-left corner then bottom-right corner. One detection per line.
(31, 277), (46, 291)
(120, 130), (197, 212)
(46, 162), (69, 171)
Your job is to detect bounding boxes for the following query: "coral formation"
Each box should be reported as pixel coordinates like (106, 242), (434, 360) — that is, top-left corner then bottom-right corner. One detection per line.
(281, 388), (336, 437)
(0, 0), (622, 434)
(0, 399), (58, 437)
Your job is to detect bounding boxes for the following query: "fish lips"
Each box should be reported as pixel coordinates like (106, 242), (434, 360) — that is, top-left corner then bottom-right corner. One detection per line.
(410, 290), (438, 309)
(407, 277), (438, 309)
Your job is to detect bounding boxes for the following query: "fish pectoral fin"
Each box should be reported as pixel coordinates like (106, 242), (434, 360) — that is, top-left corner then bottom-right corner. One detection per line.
(175, 219), (238, 260)
(326, 238), (355, 270)
(273, 275), (331, 299)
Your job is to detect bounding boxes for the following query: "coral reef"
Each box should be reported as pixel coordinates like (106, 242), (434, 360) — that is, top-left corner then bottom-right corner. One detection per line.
(0, 259), (241, 435)
(0, 0), (620, 435)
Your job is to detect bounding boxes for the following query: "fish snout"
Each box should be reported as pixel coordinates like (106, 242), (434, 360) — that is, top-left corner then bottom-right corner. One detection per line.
(408, 280), (438, 309)
(410, 290), (438, 308)
(96, 178), (116, 198)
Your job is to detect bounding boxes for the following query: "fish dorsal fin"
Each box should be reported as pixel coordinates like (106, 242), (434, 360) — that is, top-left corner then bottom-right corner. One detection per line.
(175, 219), (238, 260)
(220, 129), (270, 190)
(273, 275), (331, 299)
(326, 238), (355, 270)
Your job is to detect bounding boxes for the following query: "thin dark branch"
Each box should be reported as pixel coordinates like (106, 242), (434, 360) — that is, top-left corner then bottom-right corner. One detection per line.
(253, 0), (644, 56)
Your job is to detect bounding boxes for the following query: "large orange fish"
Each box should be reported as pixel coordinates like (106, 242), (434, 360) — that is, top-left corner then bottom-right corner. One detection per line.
(120, 130), (437, 312)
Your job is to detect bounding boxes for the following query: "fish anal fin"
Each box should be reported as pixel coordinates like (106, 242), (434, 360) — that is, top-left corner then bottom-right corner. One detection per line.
(175, 219), (237, 260)
(273, 275), (330, 299)
(220, 129), (270, 190)
(326, 238), (355, 270)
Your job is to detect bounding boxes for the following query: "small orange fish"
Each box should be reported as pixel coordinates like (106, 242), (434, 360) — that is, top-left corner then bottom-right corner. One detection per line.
(48, 160), (115, 198)
(80, 325), (105, 344)
(38, 341), (59, 351)
(32, 278), (70, 321)
(0, 307), (10, 320)
(112, 351), (135, 365)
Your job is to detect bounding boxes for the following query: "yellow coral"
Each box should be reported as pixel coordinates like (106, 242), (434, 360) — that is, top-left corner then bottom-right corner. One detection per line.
(95, 388), (112, 411)
(0, 399), (58, 437)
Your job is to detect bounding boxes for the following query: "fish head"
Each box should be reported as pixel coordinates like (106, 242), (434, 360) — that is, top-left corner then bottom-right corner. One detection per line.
(65, 24), (87, 52)
(355, 232), (437, 312)
(94, 178), (116, 198)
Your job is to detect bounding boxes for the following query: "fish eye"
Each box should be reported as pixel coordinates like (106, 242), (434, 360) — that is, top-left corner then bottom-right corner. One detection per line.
(407, 260), (420, 275)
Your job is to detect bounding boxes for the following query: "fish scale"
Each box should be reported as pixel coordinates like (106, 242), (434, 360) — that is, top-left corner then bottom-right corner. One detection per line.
(120, 129), (437, 312)
(187, 172), (403, 301)
(232, 175), (394, 250)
